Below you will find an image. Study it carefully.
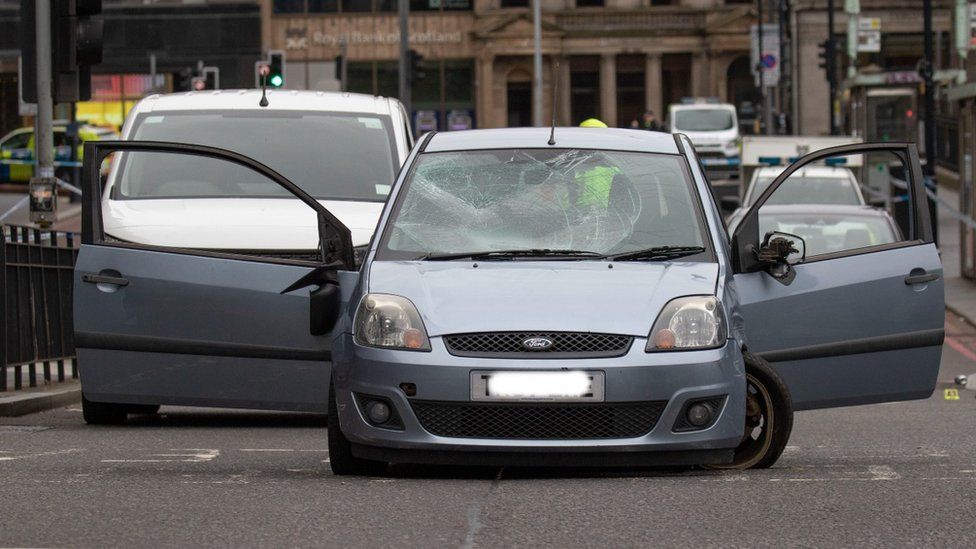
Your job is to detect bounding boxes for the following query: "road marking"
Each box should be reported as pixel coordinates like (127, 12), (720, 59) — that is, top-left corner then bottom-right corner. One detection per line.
(461, 469), (502, 549)
(868, 465), (900, 480)
(945, 388), (961, 400)
(240, 448), (294, 452)
(102, 449), (219, 464)
(700, 474), (748, 482)
(101, 459), (174, 463)
(0, 448), (82, 461)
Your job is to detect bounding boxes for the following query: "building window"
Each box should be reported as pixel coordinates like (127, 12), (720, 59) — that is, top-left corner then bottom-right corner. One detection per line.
(308, 0), (340, 11)
(650, 0), (675, 5)
(347, 59), (475, 132)
(411, 0), (473, 10)
(501, 0), (529, 7)
(286, 0), (447, 12)
(575, 0), (603, 6)
(273, 0), (305, 12)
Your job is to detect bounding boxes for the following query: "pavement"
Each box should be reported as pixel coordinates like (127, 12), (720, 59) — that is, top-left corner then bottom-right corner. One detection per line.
(0, 313), (973, 548)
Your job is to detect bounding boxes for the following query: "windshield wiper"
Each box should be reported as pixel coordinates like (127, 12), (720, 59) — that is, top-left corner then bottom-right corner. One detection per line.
(608, 246), (706, 262)
(421, 249), (606, 261)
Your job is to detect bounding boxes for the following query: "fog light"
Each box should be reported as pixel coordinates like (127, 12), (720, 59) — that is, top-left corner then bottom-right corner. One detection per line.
(686, 403), (713, 427)
(367, 401), (391, 424)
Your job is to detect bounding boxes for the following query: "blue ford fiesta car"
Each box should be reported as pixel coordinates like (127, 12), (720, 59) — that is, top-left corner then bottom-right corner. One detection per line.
(74, 129), (944, 474)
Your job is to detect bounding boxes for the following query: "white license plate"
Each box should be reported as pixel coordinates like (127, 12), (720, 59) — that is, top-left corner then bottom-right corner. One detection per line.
(470, 371), (605, 402)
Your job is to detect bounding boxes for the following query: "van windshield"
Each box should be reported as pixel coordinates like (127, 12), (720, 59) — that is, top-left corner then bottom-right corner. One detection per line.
(378, 149), (709, 260)
(119, 110), (397, 201)
(673, 109), (735, 132)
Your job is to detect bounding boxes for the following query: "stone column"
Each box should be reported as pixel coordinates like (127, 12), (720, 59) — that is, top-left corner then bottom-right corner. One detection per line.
(599, 53), (617, 127)
(476, 54), (495, 128)
(558, 56), (572, 125)
(691, 51), (709, 98)
(644, 53), (662, 118)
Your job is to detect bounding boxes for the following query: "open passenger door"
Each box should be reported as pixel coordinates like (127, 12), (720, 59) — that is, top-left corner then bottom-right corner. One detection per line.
(731, 142), (943, 410)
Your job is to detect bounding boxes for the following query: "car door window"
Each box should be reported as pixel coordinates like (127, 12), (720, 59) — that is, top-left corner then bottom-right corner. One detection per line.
(754, 150), (911, 261)
(93, 144), (352, 268)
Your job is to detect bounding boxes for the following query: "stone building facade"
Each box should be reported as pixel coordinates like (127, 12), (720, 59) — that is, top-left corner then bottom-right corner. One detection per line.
(262, 0), (759, 129)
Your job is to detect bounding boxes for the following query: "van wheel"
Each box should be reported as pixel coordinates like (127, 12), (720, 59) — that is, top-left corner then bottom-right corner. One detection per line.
(82, 394), (128, 425)
(327, 382), (387, 476)
(709, 352), (793, 470)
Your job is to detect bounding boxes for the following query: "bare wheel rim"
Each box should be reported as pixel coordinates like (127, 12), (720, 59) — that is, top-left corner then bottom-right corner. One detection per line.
(711, 372), (775, 469)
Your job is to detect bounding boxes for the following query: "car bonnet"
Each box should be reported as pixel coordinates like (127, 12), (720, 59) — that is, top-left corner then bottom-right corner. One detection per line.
(365, 260), (719, 337)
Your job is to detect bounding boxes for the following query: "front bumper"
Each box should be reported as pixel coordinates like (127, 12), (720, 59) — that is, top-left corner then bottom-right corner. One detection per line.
(331, 336), (746, 465)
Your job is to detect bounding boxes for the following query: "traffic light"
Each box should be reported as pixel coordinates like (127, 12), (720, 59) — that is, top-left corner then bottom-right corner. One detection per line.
(817, 38), (837, 85)
(408, 49), (425, 85)
(53, 0), (104, 102)
(267, 50), (285, 88)
(20, 0), (104, 103)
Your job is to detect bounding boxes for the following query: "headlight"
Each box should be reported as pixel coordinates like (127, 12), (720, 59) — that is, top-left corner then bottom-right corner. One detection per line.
(354, 294), (430, 351)
(646, 296), (726, 352)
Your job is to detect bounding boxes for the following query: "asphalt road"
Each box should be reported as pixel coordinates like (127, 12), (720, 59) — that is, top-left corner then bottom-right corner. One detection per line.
(1, 314), (975, 548)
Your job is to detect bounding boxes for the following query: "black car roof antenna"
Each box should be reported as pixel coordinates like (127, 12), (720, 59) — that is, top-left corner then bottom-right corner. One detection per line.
(547, 61), (559, 146)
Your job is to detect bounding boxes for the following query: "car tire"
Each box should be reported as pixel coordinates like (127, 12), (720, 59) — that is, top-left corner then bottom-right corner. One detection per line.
(82, 394), (128, 425)
(709, 351), (793, 470)
(327, 382), (387, 476)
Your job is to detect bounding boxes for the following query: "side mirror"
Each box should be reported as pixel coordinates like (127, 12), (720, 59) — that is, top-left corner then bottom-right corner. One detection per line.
(756, 231), (805, 281)
(720, 195), (741, 211)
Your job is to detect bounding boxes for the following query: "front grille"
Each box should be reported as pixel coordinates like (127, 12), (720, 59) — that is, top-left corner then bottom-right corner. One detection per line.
(411, 400), (667, 439)
(443, 332), (632, 358)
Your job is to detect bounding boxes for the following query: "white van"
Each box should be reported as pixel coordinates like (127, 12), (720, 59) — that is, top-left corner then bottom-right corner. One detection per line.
(102, 89), (413, 264)
(668, 99), (740, 179)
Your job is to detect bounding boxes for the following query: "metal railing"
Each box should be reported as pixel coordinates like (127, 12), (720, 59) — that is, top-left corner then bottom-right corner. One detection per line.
(1, 225), (79, 391)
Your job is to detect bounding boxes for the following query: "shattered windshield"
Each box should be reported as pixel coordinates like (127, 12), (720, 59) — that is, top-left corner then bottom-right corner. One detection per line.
(377, 148), (709, 260)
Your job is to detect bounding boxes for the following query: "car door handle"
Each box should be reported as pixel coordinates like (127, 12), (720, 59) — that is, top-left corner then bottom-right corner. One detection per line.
(82, 273), (129, 287)
(904, 271), (939, 285)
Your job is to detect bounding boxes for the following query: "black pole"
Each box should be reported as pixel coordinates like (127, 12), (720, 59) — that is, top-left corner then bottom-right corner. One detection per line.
(827, 0), (837, 135)
(923, 0), (936, 177)
(923, 0), (937, 243)
(778, 0), (786, 134)
(757, 0), (765, 134)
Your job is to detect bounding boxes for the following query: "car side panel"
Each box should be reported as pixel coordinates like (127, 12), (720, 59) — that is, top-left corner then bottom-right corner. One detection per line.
(736, 243), (944, 410)
(74, 245), (332, 411)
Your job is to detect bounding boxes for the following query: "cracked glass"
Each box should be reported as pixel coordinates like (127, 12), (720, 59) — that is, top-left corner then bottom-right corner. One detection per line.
(379, 149), (707, 259)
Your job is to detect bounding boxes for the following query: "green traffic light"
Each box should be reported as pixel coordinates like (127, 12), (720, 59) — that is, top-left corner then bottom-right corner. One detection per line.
(269, 74), (283, 87)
